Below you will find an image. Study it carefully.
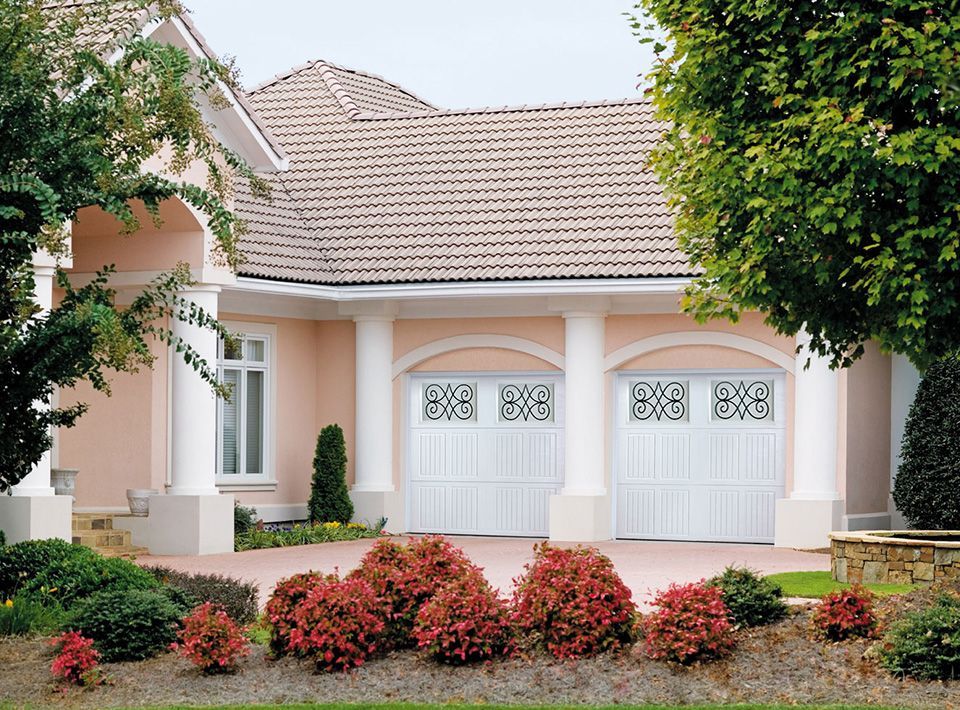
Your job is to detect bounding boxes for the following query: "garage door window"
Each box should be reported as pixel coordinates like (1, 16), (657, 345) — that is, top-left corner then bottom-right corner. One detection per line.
(422, 382), (477, 422)
(711, 379), (774, 422)
(629, 380), (689, 423)
(499, 383), (554, 423)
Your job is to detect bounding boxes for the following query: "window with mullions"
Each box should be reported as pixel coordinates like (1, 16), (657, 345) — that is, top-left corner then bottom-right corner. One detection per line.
(217, 334), (269, 479)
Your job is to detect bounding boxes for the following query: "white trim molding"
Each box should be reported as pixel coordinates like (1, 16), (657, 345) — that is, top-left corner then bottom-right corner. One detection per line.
(392, 334), (565, 379)
(603, 331), (796, 373)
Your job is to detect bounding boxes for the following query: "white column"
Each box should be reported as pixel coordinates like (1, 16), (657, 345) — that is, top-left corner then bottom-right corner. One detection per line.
(549, 309), (611, 541)
(168, 286), (220, 495)
(774, 329), (844, 548)
(561, 313), (607, 496)
(0, 263), (72, 544)
(11, 265), (57, 496)
(353, 316), (395, 493)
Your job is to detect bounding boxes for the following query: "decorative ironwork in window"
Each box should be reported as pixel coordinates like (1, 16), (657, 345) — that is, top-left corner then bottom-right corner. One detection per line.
(499, 383), (554, 422)
(422, 383), (476, 422)
(630, 381), (688, 422)
(712, 380), (773, 421)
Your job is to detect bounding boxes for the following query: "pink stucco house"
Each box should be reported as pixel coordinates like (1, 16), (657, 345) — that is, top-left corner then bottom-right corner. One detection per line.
(0, 11), (922, 554)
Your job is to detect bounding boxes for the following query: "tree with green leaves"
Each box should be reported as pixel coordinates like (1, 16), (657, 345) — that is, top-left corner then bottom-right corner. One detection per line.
(631, 1), (960, 368)
(0, 0), (266, 491)
(308, 424), (354, 524)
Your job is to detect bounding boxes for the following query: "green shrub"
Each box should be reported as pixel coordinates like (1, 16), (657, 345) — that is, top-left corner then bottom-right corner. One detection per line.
(67, 588), (185, 662)
(145, 566), (258, 624)
(234, 502), (258, 536)
(27, 550), (158, 609)
(0, 539), (86, 599)
(307, 423), (353, 524)
(893, 356), (960, 528)
(706, 566), (788, 628)
(0, 594), (64, 636)
(0, 530), (6, 548)
(881, 593), (960, 680)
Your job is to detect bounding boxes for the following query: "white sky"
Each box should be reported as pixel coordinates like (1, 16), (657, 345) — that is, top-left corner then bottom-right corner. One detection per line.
(185, 0), (656, 108)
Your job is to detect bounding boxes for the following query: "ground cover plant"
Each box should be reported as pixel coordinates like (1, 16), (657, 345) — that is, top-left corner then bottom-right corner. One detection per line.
(707, 566), (787, 628)
(764, 571), (916, 598)
(642, 581), (736, 664)
(812, 586), (877, 641)
(511, 543), (636, 659)
(234, 519), (383, 551)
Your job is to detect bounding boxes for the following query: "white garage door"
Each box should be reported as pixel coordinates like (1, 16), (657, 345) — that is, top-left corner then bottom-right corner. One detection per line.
(407, 374), (563, 536)
(615, 371), (786, 543)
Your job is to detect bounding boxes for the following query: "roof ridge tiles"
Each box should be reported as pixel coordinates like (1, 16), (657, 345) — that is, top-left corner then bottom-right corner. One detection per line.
(351, 96), (652, 120)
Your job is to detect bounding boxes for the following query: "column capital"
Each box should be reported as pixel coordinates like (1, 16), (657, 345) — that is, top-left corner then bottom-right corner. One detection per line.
(176, 284), (222, 296)
(338, 300), (399, 319)
(353, 314), (396, 324)
(547, 295), (611, 315)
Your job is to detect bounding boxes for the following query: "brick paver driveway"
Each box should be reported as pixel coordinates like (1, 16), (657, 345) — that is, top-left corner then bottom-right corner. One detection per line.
(140, 536), (829, 608)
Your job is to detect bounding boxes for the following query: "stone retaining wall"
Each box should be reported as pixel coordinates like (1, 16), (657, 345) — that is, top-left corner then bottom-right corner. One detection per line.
(831, 532), (960, 585)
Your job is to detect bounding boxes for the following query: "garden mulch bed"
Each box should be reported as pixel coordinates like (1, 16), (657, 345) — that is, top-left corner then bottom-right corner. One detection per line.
(2, 593), (958, 709)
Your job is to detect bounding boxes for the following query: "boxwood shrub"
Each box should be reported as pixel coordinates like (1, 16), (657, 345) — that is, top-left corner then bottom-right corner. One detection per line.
(893, 355), (960, 528)
(881, 593), (960, 680)
(67, 587), (188, 662)
(145, 565), (258, 624)
(706, 566), (788, 628)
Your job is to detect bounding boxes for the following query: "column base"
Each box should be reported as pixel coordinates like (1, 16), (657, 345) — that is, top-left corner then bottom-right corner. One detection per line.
(146, 494), (234, 555)
(349, 489), (404, 532)
(0, 495), (72, 544)
(774, 497), (844, 549)
(549, 494), (611, 542)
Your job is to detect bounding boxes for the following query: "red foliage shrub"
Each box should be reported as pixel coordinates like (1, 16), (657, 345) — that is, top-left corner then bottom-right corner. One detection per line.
(287, 575), (387, 672)
(50, 631), (102, 686)
(348, 535), (476, 648)
(511, 543), (637, 659)
(812, 585), (877, 641)
(642, 581), (736, 664)
(173, 602), (250, 674)
(413, 570), (513, 664)
(264, 571), (326, 655)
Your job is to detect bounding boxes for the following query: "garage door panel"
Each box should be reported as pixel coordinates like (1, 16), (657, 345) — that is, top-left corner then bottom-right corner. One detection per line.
(448, 433), (478, 478)
(416, 486), (446, 531)
(617, 371), (786, 543)
(416, 434), (446, 479)
(448, 486), (479, 533)
(494, 487), (524, 532)
(494, 433), (524, 478)
(527, 432), (561, 480)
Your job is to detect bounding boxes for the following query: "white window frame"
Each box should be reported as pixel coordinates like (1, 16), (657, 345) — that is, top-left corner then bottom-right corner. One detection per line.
(215, 321), (277, 490)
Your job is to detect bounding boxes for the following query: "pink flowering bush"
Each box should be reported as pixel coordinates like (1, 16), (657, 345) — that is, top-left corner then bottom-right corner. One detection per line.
(264, 571), (326, 655)
(173, 602), (250, 674)
(287, 575), (387, 672)
(642, 581), (736, 664)
(812, 585), (877, 641)
(413, 570), (513, 664)
(50, 631), (103, 686)
(511, 543), (637, 659)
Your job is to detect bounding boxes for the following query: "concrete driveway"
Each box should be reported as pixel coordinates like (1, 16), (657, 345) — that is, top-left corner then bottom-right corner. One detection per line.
(139, 536), (829, 608)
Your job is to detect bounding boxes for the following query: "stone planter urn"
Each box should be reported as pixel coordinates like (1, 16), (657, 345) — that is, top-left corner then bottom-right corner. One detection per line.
(126, 489), (157, 517)
(51, 468), (79, 501)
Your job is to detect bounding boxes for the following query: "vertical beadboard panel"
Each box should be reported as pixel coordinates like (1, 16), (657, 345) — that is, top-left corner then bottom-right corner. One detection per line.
(743, 433), (776, 481)
(495, 487), (524, 532)
(708, 434), (739, 480)
(658, 433), (691, 480)
(657, 489), (690, 536)
(417, 487), (446, 530)
(448, 433), (478, 478)
(417, 434), (445, 479)
(619, 488), (656, 536)
(624, 434), (656, 479)
(742, 490), (776, 539)
(448, 486), (478, 532)
(708, 490), (739, 537)
(527, 432), (559, 479)
(494, 433), (524, 479)
(526, 487), (555, 535)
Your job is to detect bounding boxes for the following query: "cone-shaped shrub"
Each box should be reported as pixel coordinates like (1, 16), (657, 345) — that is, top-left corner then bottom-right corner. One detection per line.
(511, 543), (637, 659)
(308, 424), (353, 524)
(893, 355), (960, 528)
(413, 570), (513, 664)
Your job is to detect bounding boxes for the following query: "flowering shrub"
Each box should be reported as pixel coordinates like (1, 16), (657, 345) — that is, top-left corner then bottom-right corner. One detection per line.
(812, 585), (877, 641)
(413, 570), (513, 664)
(286, 575), (387, 672)
(511, 543), (637, 659)
(50, 631), (103, 686)
(174, 602), (250, 674)
(349, 536), (476, 648)
(264, 571), (326, 655)
(642, 581), (736, 664)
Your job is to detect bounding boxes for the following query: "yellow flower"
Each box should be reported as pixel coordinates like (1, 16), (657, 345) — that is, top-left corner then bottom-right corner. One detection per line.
(4, 599), (12, 608)
(322, 521), (341, 529)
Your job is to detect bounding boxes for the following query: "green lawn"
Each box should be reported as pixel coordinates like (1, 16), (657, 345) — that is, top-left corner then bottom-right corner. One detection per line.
(765, 570), (917, 598)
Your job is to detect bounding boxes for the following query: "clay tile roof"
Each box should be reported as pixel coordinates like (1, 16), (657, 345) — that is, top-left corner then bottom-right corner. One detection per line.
(236, 59), (689, 286)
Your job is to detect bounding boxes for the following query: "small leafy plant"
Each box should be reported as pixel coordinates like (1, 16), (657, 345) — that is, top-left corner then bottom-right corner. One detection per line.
(642, 581), (736, 664)
(413, 570), (513, 664)
(706, 566), (788, 628)
(812, 585), (877, 641)
(286, 575), (387, 672)
(511, 543), (637, 659)
(145, 566), (258, 624)
(234, 502), (259, 536)
(235, 520), (382, 551)
(174, 602), (251, 674)
(50, 631), (104, 687)
(880, 593), (960, 679)
(0, 594), (64, 636)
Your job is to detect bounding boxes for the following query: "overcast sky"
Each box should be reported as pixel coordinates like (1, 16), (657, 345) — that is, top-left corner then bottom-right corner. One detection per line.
(185, 0), (656, 109)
